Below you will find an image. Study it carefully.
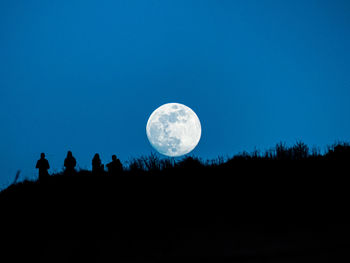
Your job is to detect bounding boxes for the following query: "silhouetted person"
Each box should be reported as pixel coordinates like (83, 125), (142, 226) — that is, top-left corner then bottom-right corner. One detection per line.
(36, 153), (50, 180)
(92, 153), (104, 174)
(64, 151), (76, 175)
(106, 155), (123, 175)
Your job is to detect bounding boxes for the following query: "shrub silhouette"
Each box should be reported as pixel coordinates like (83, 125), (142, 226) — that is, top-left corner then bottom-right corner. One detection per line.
(291, 141), (309, 160)
(275, 142), (292, 160)
(177, 156), (203, 170)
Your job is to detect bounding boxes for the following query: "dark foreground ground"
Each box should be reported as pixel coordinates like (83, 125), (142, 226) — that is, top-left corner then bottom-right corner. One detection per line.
(1, 160), (350, 262)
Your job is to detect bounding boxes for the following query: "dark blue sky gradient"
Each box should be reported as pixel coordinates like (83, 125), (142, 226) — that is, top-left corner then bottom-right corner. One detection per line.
(1, 0), (350, 187)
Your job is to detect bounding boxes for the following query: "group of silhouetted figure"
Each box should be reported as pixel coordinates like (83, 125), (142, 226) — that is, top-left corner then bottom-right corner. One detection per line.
(36, 151), (123, 180)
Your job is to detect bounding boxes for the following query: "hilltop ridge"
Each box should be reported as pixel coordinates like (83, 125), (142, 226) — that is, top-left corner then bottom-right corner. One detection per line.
(1, 143), (350, 262)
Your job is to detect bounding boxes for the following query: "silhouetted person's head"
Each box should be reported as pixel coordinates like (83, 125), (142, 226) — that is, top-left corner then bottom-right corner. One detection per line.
(94, 153), (100, 160)
(112, 155), (117, 161)
(40, 153), (45, 159)
(67, 151), (72, 157)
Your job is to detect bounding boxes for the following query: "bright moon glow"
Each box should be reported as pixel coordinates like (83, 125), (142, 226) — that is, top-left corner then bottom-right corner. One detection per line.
(146, 103), (201, 157)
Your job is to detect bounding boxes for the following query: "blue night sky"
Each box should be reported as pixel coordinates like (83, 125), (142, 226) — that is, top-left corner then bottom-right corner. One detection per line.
(1, 0), (350, 188)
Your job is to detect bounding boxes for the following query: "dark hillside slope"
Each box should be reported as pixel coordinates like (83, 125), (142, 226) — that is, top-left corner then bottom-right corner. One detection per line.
(1, 158), (350, 262)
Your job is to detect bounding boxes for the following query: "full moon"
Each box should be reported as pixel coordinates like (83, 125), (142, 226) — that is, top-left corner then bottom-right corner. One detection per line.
(146, 103), (201, 157)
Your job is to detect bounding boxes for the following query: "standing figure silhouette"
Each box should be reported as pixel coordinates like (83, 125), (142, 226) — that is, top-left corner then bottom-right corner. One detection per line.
(106, 155), (123, 176)
(64, 151), (76, 175)
(92, 153), (104, 175)
(36, 153), (50, 180)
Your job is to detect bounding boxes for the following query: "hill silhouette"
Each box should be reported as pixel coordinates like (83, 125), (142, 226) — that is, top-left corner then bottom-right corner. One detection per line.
(1, 142), (350, 262)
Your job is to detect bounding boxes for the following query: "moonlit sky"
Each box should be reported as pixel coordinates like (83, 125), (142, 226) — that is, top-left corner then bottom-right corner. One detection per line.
(1, 0), (350, 188)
